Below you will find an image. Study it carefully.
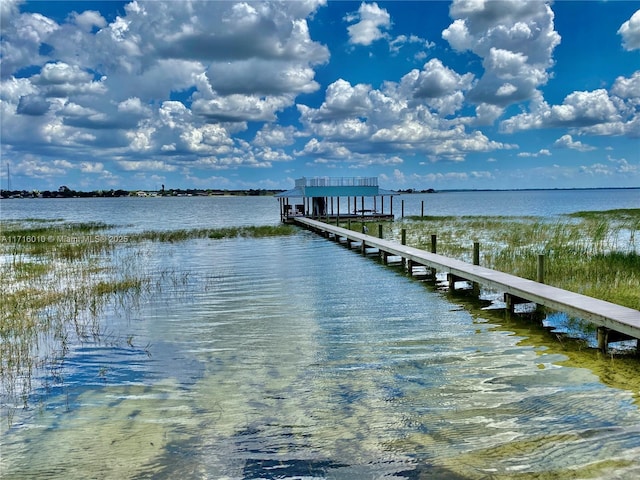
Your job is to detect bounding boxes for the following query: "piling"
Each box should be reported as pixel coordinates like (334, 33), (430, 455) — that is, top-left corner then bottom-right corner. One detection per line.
(401, 228), (409, 272)
(361, 224), (367, 255)
(429, 234), (437, 277)
(537, 254), (545, 283)
(597, 327), (608, 352)
(472, 242), (480, 295)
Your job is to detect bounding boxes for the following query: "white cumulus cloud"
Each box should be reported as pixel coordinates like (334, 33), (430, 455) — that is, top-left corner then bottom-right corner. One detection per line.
(618, 9), (640, 51)
(442, 0), (560, 107)
(553, 134), (596, 152)
(345, 2), (391, 46)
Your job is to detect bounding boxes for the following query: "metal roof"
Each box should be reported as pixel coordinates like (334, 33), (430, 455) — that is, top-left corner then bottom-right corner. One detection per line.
(275, 188), (304, 198)
(275, 177), (397, 198)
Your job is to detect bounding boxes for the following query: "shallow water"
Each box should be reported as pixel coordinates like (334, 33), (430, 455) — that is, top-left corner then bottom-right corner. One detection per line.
(2, 232), (640, 479)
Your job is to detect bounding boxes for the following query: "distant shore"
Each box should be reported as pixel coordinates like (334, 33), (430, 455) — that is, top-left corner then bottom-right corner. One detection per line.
(1, 185), (637, 200)
(0, 188), (284, 199)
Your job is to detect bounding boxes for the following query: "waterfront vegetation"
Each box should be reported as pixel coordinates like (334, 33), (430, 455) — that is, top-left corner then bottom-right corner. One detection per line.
(354, 208), (640, 310)
(0, 219), (297, 421)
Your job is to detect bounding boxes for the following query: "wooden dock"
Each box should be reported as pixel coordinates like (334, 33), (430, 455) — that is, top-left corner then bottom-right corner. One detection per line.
(295, 217), (640, 351)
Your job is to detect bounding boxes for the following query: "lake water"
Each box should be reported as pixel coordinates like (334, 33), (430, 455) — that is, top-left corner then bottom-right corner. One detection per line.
(1, 189), (639, 479)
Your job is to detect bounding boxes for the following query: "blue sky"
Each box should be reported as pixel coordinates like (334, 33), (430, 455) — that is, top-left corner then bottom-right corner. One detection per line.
(1, 1), (639, 192)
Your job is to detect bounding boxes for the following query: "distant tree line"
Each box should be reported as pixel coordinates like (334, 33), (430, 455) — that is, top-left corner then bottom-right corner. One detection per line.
(396, 188), (436, 194)
(0, 187), (285, 199)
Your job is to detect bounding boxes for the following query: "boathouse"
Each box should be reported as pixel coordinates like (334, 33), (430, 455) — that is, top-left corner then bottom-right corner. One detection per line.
(276, 177), (397, 223)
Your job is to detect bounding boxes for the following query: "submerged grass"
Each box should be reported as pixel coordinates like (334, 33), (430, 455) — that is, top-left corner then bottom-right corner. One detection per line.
(0, 219), (298, 423)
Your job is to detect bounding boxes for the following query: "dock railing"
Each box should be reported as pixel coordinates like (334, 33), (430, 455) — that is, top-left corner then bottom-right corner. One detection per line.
(295, 177), (378, 188)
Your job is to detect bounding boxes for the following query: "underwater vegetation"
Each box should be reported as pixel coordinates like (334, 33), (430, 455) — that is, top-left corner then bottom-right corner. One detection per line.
(0, 220), (297, 423)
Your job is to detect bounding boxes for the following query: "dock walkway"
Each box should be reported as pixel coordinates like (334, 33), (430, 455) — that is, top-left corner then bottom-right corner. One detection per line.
(295, 217), (640, 348)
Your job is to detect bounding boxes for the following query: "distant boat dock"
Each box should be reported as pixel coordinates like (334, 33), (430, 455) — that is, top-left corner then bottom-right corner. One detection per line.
(275, 176), (397, 222)
(295, 217), (640, 353)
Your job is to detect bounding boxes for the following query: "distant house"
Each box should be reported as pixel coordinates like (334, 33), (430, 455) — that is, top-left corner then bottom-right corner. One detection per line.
(275, 176), (397, 223)
(136, 191), (148, 197)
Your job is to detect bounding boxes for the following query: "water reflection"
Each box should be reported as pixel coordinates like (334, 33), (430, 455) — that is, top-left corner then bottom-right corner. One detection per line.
(2, 233), (640, 479)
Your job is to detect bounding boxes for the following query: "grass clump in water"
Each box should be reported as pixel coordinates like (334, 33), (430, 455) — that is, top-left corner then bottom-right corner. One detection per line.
(1, 220), (148, 421)
(1, 219), (297, 423)
(130, 224), (297, 242)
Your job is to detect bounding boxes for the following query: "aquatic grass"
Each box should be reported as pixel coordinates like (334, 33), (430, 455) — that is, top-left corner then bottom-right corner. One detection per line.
(130, 224), (297, 242)
(8, 260), (51, 280)
(1, 221), (148, 422)
(388, 209), (640, 309)
(1, 219), (298, 424)
(1, 221), (118, 260)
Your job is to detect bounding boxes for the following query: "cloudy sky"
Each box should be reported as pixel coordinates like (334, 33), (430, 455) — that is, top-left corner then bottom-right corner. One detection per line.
(1, 0), (639, 192)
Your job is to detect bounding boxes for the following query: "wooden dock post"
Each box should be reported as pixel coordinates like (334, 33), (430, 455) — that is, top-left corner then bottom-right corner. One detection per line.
(378, 224), (388, 263)
(429, 234), (437, 277)
(401, 228), (410, 272)
(472, 242), (480, 296)
(597, 327), (609, 353)
(505, 293), (515, 315)
(361, 224), (367, 255)
(401, 199), (404, 218)
(537, 254), (545, 283)
(421, 200), (424, 218)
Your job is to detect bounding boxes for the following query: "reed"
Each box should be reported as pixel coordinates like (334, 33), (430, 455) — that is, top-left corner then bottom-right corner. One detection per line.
(129, 224), (297, 242)
(389, 209), (640, 309)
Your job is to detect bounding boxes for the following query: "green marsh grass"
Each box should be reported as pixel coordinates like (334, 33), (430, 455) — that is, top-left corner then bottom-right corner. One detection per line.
(349, 209), (640, 310)
(1, 219), (298, 423)
(129, 223), (297, 242)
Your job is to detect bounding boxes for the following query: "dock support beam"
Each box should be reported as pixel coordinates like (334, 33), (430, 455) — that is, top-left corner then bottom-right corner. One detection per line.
(504, 293), (532, 315)
(597, 327), (609, 353)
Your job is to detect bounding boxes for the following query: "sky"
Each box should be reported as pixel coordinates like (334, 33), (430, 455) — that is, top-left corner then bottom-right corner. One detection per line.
(1, 0), (639, 192)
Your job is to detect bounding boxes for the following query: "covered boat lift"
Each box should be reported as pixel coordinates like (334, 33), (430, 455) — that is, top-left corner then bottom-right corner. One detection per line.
(275, 177), (397, 223)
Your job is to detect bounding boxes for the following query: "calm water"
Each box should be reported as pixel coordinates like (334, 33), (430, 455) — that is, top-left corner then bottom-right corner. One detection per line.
(1, 189), (640, 479)
(1, 188), (638, 229)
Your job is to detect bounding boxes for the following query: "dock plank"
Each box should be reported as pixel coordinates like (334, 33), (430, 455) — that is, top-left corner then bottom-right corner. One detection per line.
(296, 217), (640, 340)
